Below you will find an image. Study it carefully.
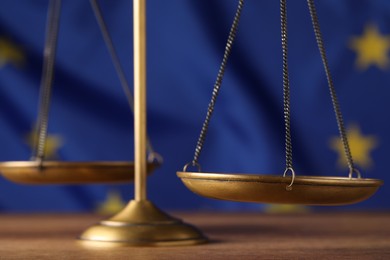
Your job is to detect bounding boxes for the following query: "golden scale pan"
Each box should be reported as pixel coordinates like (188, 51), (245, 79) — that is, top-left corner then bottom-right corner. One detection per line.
(0, 161), (158, 185)
(177, 172), (382, 206)
(177, 0), (383, 205)
(0, 0), (160, 185)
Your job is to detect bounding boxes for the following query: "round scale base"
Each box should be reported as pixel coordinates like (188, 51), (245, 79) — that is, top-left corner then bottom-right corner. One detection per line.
(79, 200), (207, 247)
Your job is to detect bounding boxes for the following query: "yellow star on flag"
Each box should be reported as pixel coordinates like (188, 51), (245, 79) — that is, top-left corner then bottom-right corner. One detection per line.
(349, 24), (390, 70)
(0, 37), (25, 68)
(264, 204), (309, 214)
(26, 128), (63, 159)
(96, 190), (127, 215)
(330, 124), (378, 169)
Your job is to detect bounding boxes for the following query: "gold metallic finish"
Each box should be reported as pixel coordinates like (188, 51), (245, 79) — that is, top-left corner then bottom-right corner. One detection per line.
(79, 200), (207, 246)
(79, 0), (207, 246)
(0, 161), (157, 184)
(177, 172), (383, 205)
(134, 0), (147, 202)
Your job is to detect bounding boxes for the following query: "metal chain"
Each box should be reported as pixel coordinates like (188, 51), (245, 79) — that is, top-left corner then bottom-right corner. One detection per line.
(33, 0), (62, 162)
(89, 0), (161, 163)
(280, 0), (294, 171)
(90, 0), (135, 114)
(188, 0), (244, 168)
(306, 0), (357, 176)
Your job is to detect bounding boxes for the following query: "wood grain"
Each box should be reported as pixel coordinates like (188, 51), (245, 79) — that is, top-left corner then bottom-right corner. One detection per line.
(0, 212), (389, 259)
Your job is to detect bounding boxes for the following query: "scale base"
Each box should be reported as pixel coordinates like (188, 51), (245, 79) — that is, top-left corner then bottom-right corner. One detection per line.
(79, 200), (207, 247)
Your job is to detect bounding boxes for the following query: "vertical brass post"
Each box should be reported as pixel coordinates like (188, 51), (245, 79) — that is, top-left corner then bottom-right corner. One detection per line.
(134, 0), (147, 201)
(79, 0), (206, 245)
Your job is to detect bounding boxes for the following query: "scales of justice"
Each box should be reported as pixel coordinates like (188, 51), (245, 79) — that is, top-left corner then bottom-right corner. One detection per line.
(0, 0), (383, 246)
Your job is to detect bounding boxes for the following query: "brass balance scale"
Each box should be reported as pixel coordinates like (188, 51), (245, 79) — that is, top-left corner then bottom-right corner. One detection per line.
(177, 0), (383, 206)
(0, 0), (206, 246)
(0, 0), (383, 246)
(0, 0), (161, 184)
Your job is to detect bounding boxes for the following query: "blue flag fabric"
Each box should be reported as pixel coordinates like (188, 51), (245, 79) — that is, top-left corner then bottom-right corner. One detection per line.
(0, 0), (388, 212)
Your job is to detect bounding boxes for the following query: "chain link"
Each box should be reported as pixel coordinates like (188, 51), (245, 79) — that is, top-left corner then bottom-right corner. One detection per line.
(189, 0), (244, 168)
(280, 0), (293, 170)
(306, 0), (356, 174)
(187, 0), (355, 176)
(32, 0), (161, 164)
(90, 0), (161, 163)
(33, 0), (62, 162)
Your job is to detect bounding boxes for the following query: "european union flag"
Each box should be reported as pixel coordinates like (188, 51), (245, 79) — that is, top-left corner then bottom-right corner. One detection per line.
(0, 0), (388, 212)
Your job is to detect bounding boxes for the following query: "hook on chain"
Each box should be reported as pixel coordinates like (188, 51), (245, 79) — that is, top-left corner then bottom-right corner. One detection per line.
(348, 167), (361, 179)
(183, 162), (202, 172)
(147, 152), (163, 165)
(283, 167), (295, 191)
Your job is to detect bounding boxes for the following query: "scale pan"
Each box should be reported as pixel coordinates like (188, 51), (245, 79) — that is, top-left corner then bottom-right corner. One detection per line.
(177, 172), (383, 205)
(0, 161), (157, 184)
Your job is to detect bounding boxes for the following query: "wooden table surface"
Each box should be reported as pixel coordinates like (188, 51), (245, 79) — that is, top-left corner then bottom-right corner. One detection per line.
(0, 212), (389, 259)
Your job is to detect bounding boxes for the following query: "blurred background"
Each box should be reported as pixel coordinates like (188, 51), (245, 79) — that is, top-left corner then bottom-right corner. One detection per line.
(0, 0), (388, 213)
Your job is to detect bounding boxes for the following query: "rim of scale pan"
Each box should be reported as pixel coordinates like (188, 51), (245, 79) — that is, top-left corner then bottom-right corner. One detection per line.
(0, 161), (157, 184)
(177, 172), (383, 206)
